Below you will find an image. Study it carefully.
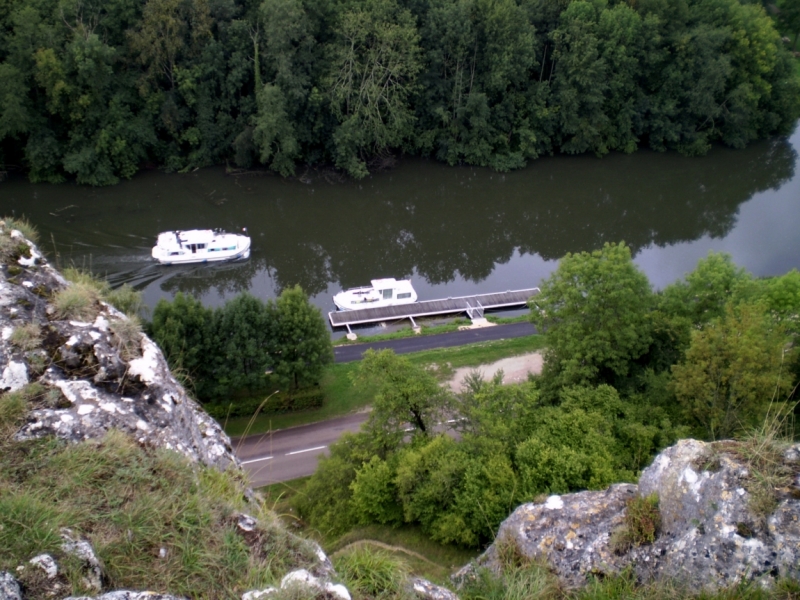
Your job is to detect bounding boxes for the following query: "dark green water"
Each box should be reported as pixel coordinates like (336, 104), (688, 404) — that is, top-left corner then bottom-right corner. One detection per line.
(1, 129), (799, 328)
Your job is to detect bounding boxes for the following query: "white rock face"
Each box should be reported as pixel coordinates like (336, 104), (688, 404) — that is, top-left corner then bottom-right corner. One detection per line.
(459, 439), (800, 591)
(28, 554), (58, 579)
(0, 230), (237, 470)
(0, 572), (23, 600)
(61, 528), (103, 591)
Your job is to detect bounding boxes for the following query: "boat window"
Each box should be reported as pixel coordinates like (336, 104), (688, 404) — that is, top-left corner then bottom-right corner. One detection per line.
(169, 252), (181, 256)
(397, 292), (411, 299)
(382, 289), (392, 300)
(197, 244), (205, 249)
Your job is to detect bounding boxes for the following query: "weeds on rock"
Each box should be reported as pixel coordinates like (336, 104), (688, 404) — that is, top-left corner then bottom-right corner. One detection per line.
(735, 409), (795, 520)
(63, 267), (144, 318)
(0, 383), (45, 434)
(52, 283), (101, 321)
(610, 494), (661, 554)
(9, 323), (42, 351)
(109, 317), (143, 361)
(4, 216), (39, 244)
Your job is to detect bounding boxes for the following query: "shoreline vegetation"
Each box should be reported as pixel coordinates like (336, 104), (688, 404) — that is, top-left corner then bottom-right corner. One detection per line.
(1, 0), (799, 185)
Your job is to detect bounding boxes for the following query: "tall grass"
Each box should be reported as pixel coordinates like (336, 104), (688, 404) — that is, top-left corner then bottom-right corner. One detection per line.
(0, 431), (321, 600)
(4, 216), (39, 244)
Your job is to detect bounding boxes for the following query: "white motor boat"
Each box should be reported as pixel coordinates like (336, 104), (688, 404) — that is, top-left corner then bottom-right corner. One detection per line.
(151, 229), (251, 265)
(333, 278), (417, 311)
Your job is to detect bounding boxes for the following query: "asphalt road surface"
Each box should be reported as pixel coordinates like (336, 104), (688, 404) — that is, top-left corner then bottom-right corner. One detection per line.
(333, 321), (536, 362)
(238, 321), (537, 486)
(234, 413), (368, 487)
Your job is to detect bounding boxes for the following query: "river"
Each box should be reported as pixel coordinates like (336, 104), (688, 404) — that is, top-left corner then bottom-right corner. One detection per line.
(1, 128), (799, 332)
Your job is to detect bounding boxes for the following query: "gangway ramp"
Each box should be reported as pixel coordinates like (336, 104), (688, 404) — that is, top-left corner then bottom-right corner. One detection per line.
(328, 288), (539, 328)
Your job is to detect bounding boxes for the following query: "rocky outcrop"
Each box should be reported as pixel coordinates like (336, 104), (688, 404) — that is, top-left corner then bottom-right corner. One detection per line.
(1, 223), (463, 600)
(0, 222), (235, 469)
(459, 439), (800, 591)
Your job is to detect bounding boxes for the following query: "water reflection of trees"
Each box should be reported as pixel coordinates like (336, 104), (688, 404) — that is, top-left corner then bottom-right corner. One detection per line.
(261, 137), (796, 294)
(6, 136), (793, 301)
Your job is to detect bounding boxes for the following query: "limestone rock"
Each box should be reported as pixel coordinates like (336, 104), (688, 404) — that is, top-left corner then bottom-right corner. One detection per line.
(635, 439), (800, 588)
(0, 228), (236, 471)
(0, 572), (22, 600)
(65, 592), (187, 600)
(28, 554), (58, 579)
(463, 439), (800, 592)
(464, 484), (637, 588)
(409, 577), (460, 600)
(61, 528), (103, 592)
(280, 569), (351, 600)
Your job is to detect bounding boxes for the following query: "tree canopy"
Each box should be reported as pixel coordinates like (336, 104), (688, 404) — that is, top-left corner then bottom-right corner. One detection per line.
(1, 0), (798, 183)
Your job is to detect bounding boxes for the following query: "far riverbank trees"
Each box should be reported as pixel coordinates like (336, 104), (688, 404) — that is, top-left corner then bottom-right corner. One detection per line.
(1, 0), (798, 184)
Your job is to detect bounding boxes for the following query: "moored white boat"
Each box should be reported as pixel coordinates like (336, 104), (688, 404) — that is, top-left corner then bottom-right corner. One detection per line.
(333, 278), (417, 311)
(151, 229), (251, 265)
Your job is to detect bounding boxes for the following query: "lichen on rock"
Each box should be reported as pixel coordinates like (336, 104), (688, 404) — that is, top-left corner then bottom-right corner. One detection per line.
(460, 439), (800, 592)
(0, 224), (236, 470)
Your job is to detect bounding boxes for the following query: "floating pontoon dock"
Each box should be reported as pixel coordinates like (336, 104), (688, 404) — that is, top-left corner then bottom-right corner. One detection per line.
(328, 288), (539, 329)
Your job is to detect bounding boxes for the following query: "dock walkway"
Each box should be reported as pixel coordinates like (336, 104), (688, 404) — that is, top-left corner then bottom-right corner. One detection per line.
(328, 288), (539, 328)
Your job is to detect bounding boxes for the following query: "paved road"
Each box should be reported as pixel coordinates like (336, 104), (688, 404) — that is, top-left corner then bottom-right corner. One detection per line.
(237, 321), (537, 486)
(234, 413), (368, 487)
(333, 321), (536, 362)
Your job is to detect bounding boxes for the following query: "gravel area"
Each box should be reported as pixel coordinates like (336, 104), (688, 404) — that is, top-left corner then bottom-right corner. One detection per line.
(447, 352), (543, 392)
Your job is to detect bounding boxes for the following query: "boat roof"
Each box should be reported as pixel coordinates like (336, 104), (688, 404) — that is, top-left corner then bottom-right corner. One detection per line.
(370, 278), (415, 292)
(157, 229), (247, 245)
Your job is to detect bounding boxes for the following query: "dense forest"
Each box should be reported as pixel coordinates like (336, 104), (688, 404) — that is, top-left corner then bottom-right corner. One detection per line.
(1, 0), (799, 185)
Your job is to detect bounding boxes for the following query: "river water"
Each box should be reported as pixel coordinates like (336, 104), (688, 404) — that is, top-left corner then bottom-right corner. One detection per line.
(1, 128), (799, 331)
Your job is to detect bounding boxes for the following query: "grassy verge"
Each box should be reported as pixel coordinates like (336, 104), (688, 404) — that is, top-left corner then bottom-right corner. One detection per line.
(223, 334), (545, 436)
(333, 313), (531, 346)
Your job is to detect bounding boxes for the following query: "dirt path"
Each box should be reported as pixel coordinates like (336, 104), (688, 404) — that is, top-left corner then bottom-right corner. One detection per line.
(446, 352), (543, 392)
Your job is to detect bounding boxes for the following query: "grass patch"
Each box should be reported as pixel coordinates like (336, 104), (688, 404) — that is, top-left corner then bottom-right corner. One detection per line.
(734, 413), (795, 520)
(328, 525), (478, 583)
(52, 283), (101, 321)
(9, 323), (42, 352)
(334, 320), (471, 346)
(109, 316), (143, 361)
(333, 546), (412, 600)
(223, 335), (545, 436)
(0, 430), (322, 600)
(4, 216), (39, 244)
(62, 267), (144, 318)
